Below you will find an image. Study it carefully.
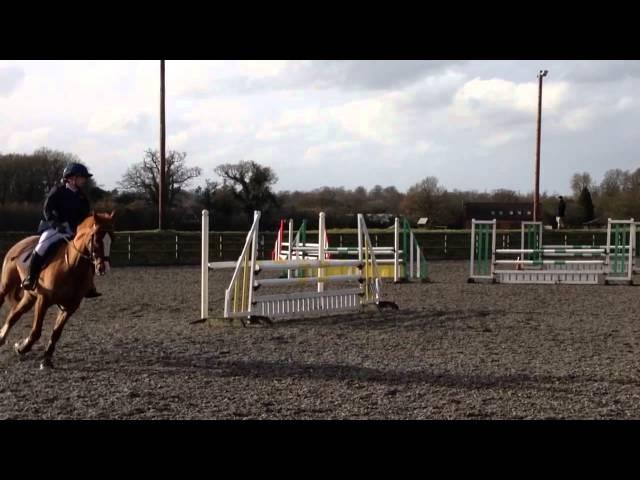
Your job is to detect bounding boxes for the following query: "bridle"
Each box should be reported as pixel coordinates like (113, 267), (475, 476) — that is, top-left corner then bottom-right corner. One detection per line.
(63, 228), (112, 274)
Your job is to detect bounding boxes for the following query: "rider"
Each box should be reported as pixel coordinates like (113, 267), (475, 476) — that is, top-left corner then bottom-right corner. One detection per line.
(21, 163), (102, 298)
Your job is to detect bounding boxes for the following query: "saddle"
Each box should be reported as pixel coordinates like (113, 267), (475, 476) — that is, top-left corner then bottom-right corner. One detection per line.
(16, 239), (66, 278)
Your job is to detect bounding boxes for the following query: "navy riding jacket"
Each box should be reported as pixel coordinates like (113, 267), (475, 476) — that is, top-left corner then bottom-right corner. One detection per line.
(557, 199), (566, 217)
(38, 183), (91, 234)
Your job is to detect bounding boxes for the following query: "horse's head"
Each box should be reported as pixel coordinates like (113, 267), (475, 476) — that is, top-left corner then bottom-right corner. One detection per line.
(78, 211), (116, 276)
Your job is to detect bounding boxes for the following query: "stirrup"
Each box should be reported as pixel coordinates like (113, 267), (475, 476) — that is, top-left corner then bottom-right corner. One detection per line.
(21, 277), (36, 291)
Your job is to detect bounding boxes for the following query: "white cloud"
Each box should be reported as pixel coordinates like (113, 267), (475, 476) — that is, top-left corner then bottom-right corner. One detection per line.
(565, 61), (640, 83)
(328, 94), (403, 145)
(88, 108), (151, 135)
(2, 60), (640, 195)
(415, 141), (434, 154)
(556, 107), (596, 131)
(237, 60), (290, 78)
(179, 98), (254, 135)
(0, 66), (25, 96)
(7, 127), (52, 151)
(451, 77), (570, 121)
(303, 141), (357, 164)
(481, 131), (524, 147)
(615, 96), (633, 112)
(167, 131), (190, 149)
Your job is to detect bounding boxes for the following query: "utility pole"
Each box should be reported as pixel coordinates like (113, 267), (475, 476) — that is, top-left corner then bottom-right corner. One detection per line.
(159, 59), (166, 230)
(533, 69), (548, 222)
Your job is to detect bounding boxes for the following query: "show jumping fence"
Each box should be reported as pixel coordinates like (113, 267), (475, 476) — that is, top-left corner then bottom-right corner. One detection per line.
(469, 218), (636, 285)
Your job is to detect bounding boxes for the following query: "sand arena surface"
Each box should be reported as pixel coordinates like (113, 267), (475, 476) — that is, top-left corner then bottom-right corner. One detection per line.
(1, 261), (639, 419)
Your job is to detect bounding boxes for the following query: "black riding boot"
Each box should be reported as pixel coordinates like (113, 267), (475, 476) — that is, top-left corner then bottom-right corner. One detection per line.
(85, 287), (102, 298)
(21, 252), (45, 291)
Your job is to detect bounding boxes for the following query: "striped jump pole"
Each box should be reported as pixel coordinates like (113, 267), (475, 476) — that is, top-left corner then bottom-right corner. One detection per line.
(521, 221), (542, 262)
(605, 218), (635, 284)
(468, 219), (496, 282)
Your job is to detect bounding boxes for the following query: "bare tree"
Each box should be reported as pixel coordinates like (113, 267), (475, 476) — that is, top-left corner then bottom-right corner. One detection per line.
(570, 172), (593, 198)
(401, 176), (445, 222)
(599, 169), (629, 196)
(119, 149), (201, 207)
(214, 160), (278, 222)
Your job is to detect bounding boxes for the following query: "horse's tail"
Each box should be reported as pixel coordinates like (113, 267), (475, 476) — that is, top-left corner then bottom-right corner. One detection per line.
(0, 249), (21, 309)
(0, 252), (9, 309)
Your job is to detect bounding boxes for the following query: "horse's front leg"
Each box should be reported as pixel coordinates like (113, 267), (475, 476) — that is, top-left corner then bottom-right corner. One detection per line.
(41, 303), (78, 369)
(14, 295), (49, 356)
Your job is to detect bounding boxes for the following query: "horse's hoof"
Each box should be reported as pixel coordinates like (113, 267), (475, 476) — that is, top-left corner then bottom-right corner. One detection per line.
(40, 358), (54, 370)
(13, 342), (24, 357)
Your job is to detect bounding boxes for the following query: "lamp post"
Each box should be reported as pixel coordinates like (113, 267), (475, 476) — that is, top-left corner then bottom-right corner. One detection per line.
(533, 69), (548, 222)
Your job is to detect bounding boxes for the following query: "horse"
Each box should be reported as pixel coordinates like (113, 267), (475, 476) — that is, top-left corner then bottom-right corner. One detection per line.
(0, 212), (115, 369)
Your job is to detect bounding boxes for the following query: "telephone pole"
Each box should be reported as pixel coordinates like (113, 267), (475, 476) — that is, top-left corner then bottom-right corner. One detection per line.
(159, 60), (166, 230)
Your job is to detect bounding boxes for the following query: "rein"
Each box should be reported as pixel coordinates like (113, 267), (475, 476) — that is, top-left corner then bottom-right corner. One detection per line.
(62, 233), (95, 264)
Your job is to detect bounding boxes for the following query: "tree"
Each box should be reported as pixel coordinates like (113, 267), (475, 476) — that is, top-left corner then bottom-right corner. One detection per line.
(490, 189), (521, 202)
(118, 149), (202, 207)
(570, 172), (593, 198)
(194, 179), (219, 211)
(0, 148), (88, 204)
(401, 176), (445, 223)
(32, 147), (85, 190)
(577, 186), (595, 223)
(368, 185), (404, 214)
(214, 160), (278, 223)
(599, 169), (629, 196)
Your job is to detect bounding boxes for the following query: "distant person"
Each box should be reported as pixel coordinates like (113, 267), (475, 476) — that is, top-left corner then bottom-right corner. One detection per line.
(556, 196), (566, 230)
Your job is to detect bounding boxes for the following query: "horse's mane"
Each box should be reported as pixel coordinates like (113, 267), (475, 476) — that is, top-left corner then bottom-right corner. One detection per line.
(76, 213), (115, 236)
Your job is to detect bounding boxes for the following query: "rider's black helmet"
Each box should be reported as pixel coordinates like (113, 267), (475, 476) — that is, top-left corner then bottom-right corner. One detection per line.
(63, 163), (93, 179)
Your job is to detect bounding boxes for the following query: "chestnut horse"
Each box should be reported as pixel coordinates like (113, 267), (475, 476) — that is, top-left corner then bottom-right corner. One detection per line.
(0, 212), (114, 369)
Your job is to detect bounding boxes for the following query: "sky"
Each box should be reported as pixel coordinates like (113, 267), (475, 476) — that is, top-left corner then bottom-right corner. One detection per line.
(0, 60), (638, 195)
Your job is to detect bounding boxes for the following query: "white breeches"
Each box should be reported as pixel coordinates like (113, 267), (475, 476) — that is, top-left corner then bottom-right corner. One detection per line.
(34, 225), (73, 256)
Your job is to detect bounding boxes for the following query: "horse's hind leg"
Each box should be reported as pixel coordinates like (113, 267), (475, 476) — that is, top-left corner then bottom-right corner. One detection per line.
(14, 295), (48, 356)
(0, 293), (35, 347)
(41, 304), (78, 369)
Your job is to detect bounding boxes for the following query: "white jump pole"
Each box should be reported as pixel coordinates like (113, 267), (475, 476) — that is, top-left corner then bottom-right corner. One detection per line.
(491, 219), (497, 278)
(394, 217), (399, 283)
(631, 221), (636, 279)
(606, 218), (611, 270)
(247, 211), (260, 315)
(357, 213), (363, 263)
(318, 212), (326, 294)
(201, 210), (209, 320)
(469, 219), (476, 278)
(288, 218), (294, 279)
